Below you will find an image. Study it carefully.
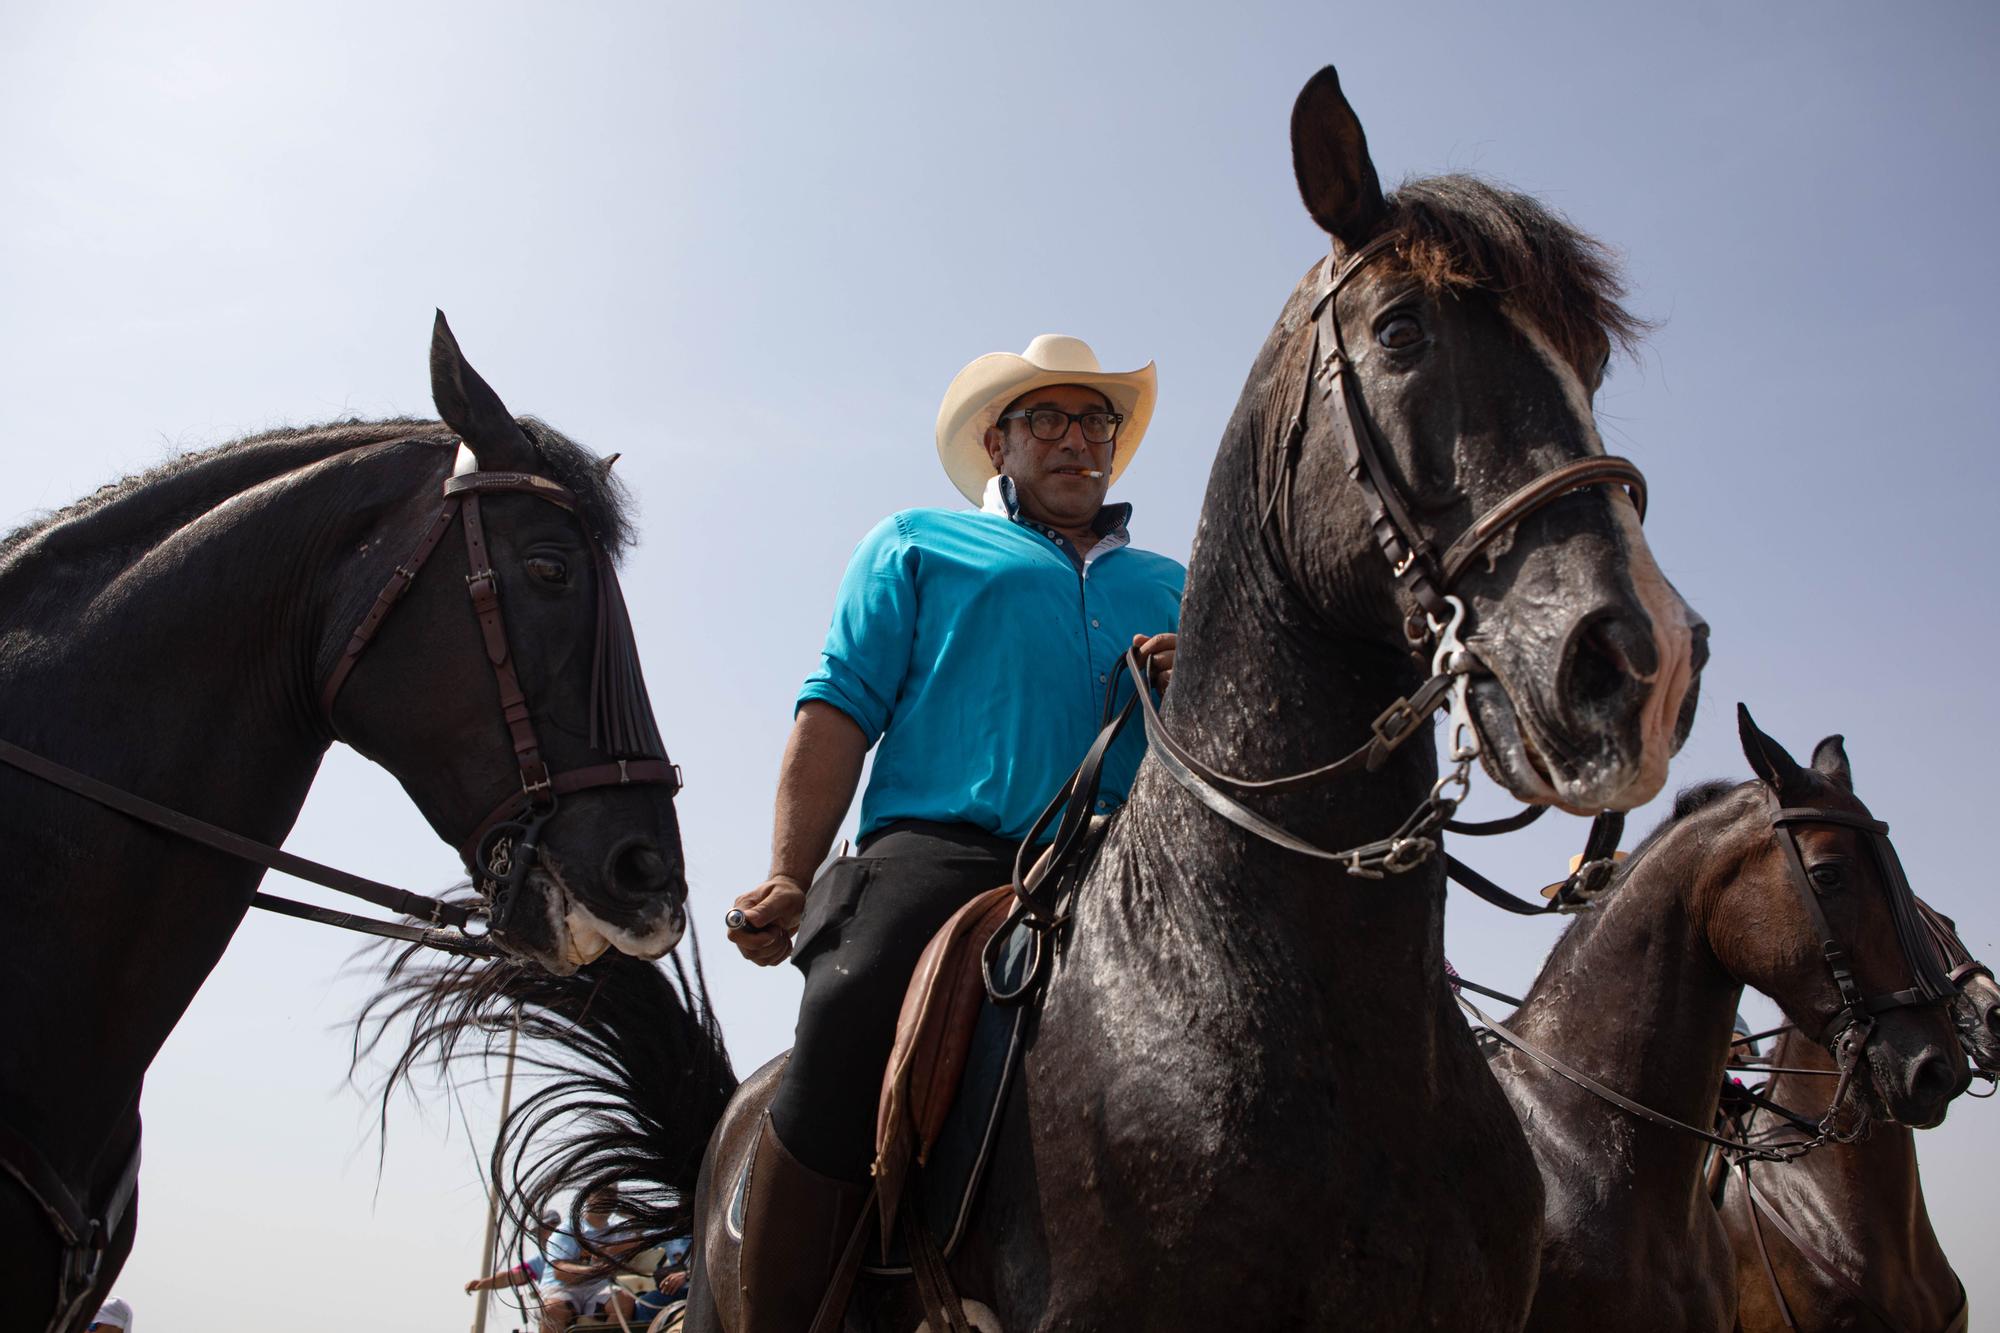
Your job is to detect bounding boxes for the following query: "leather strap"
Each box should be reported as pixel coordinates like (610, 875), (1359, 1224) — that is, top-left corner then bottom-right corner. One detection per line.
(1446, 805), (1547, 836)
(0, 737), (475, 929)
(0, 1111), (140, 1333)
(1436, 455), (1646, 587)
(1464, 995), (1815, 1160)
(1272, 235), (1653, 643)
(458, 759), (683, 863)
(1742, 1165), (1934, 1333)
(250, 891), (495, 956)
(1740, 1159), (1801, 1332)
(320, 495), (463, 715)
(461, 491), (553, 807)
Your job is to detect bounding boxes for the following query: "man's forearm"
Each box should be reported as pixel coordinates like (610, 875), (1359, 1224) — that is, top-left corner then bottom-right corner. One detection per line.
(770, 702), (868, 883)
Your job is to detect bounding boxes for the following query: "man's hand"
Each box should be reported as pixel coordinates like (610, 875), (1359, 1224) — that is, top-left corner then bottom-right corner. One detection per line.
(729, 874), (806, 966)
(1132, 632), (1177, 691)
(660, 1270), (690, 1298)
(464, 1276), (487, 1294)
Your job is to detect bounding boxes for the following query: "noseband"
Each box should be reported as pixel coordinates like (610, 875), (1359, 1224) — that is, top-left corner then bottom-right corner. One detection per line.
(1266, 231), (1648, 645)
(322, 440), (682, 935)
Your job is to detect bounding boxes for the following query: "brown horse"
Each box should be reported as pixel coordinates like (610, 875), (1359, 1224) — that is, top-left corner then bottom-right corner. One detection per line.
(1485, 709), (1965, 1333)
(1716, 910), (1995, 1333)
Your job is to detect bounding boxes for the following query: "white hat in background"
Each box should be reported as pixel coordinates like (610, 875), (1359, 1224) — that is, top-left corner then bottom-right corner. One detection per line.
(90, 1296), (134, 1331)
(935, 334), (1157, 505)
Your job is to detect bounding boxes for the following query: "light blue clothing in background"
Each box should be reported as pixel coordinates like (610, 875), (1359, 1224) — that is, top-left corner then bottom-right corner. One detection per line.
(798, 505), (1185, 842)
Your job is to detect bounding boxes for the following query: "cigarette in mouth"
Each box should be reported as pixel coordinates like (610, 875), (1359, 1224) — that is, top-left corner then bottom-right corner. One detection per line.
(1077, 469), (1105, 478)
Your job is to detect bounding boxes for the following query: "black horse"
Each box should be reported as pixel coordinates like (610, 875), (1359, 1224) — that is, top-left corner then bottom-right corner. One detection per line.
(1485, 711), (1966, 1332)
(0, 316), (688, 1332)
(371, 67), (1709, 1331)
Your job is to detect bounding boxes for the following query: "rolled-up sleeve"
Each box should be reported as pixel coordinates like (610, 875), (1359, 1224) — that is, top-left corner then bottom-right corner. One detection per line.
(796, 514), (917, 746)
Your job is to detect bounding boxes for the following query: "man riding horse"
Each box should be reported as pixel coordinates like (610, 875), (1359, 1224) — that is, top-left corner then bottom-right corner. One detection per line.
(724, 333), (1185, 1327)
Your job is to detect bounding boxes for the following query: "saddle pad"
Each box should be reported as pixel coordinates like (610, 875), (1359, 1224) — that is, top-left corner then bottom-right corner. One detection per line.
(863, 911), (1034, 1276)
(876, 885), (1016, 1215)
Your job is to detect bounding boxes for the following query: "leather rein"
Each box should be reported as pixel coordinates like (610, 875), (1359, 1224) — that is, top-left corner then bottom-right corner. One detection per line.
(0, 437), (681, 1330)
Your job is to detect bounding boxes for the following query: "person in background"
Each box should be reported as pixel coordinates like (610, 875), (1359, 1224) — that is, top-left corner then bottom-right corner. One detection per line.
(541, 1187), (653, 1332)
(465, 1207), (564, 1295)
(86, 1296), (133, 1331)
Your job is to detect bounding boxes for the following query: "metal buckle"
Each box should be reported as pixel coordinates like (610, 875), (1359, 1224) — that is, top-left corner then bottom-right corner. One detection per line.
(1371, 697), (1422, 749)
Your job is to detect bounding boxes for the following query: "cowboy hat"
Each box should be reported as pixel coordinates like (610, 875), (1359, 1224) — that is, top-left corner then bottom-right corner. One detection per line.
(935, 334), (1157, 505)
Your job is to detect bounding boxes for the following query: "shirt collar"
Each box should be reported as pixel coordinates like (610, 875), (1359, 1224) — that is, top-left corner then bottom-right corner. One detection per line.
(980, 474), (1133, 538)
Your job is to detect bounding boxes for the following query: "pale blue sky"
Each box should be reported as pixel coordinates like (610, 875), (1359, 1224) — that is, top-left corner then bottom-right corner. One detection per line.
(4, 1), (1996, 1327)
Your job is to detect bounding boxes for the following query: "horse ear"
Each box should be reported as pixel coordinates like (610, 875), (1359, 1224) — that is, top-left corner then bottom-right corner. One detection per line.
(1810, 735), (1854, 792)
(1738, 704), (1811, 798)
(1290, 65), (1388, 249)
(430, 311), (536, 471)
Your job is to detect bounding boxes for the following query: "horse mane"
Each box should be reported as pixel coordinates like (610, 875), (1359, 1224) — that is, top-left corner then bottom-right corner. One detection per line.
(350, 932), (735, 1262)
(1518, 779), (1747, 1000)
(0, 414), (635, 578)
(1379, 173), (1649, 375)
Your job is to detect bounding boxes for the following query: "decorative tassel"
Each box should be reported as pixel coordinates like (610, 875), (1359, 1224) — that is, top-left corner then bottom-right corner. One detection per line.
(590, 549), (668, 759)
(1875, 837), (1958, 1002)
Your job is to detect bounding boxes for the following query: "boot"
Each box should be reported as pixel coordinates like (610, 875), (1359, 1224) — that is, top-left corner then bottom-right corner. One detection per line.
(739, 1113), (869, 1332)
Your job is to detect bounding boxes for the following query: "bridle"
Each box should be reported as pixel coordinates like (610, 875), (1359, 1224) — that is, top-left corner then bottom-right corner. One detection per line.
(1766, 802), (1958, 1105)
(989, 236), (1657, 997)
(1263, 231), (1648, 646)
(0, 435), (682, 1331)
(321, 440), (682, 939)
(1459, 793), (1961, 1174)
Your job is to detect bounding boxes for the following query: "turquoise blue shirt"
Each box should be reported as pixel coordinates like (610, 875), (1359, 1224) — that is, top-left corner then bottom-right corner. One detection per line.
(798, 491), (1185, 843)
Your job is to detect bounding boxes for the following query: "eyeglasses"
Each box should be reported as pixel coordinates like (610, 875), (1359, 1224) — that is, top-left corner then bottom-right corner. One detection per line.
(998, 408), (1124, 445)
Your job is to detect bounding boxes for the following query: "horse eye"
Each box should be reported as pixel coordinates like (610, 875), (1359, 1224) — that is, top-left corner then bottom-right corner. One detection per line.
(1808, 863), (1844, 892)
(526, 556), (569, 585)
(1377, 315), (1424, 350)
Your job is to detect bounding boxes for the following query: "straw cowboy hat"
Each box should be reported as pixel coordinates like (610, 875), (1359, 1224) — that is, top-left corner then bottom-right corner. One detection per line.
(935, 334), (1157, 505)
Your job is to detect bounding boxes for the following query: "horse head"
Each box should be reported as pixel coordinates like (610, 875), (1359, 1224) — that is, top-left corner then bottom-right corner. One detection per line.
(1693, 707), (1967, 1128)
(1279, 67), (1705, 813)
(326, 315), (686, 974)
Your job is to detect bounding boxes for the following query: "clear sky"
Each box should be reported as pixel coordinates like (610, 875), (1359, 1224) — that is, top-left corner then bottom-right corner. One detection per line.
(4, 1), (1996, 1328)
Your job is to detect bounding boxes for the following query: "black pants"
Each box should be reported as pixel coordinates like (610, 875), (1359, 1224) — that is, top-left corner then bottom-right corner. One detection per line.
(769, 821), (1018, 1182)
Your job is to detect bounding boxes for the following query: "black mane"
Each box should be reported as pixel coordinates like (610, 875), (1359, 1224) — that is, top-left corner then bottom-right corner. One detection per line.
(0, 414), (634, 573)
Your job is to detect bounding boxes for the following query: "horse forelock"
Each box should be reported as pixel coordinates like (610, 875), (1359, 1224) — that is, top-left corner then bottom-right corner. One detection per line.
(1376, 174), (1649, 379)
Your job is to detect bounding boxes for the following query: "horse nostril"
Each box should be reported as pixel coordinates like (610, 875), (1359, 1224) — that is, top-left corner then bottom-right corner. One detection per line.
(608, 840), (676, 903)
(1910, 1051), (1957, 1109)
(1565, 611), (1654, 709)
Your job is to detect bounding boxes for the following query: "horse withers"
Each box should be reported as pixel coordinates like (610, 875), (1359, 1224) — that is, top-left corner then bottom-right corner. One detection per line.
(1485, 707), (1966, 1333)
(0, 315), (687, 1332)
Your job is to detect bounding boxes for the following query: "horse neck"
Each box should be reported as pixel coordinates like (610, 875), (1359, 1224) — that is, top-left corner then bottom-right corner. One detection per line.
(1102, 417), (1446, 1011)
(1512, 831), (1741, 1191)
